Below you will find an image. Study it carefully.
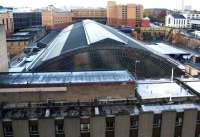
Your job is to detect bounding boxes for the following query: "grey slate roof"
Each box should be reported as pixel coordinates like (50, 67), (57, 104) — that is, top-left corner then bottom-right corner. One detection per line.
(171, 13), (186, 19)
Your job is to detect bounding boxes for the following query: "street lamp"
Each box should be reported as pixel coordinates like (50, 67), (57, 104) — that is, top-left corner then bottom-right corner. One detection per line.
(134, 60), (140, 79)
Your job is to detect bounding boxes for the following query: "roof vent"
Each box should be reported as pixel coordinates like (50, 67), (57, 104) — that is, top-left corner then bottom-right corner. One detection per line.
(168, 96), (174, 104)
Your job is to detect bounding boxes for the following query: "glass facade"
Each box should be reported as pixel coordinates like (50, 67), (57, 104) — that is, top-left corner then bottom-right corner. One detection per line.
(13, 12), (42, 31)
(32, 45), (184, 79)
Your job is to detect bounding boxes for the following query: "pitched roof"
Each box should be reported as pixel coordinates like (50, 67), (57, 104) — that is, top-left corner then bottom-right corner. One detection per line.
(22, 20), (185, 79)
(27, 20), (137, 66)
(171, 13), (186, 19)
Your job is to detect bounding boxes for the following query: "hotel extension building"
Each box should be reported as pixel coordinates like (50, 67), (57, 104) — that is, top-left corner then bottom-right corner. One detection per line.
(107, 1), (143, 27)
(42, 5), (72, 30)
(71, 8), (106, 24)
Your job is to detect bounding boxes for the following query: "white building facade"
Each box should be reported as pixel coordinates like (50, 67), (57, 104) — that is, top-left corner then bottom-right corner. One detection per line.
(182, 12), (200, 28)
(165, 14), (187, 28)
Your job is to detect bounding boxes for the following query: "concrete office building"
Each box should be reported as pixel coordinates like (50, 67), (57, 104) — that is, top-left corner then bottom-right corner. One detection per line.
(71, 8), (106, 24)
(0, 12), (14, 34)
(42, 5), (72, 30)
(13, 12), (42, 31)
(0, 74), (200, 137)
(107, 1), (143, 27)
(0, 25), (8, 72)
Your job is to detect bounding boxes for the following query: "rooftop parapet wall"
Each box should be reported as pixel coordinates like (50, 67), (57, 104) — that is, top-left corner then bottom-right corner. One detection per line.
(1, 100), (200, 119)
(0, 83), (135, 103)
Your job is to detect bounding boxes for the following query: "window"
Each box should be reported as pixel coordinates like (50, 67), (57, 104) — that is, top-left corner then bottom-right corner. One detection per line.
(29, 120), (39, 137)
(80, 118), (90, 137)
(130, 116), (138, 129)
(176, 117), (183, 126)
(176, 114), (183, 126)
(197, 112), (200, 124)
(106, 117), (115, 131)
(80, 123), (90, 133)
(3, 121), (13, 137)
(2, 19), (5, 24)
(6, 18), (9, 30)
(153, 117), (161, 128)
(168, 18), (171, 24)
(55, 119), (65, 136)
(106, 117), (115, 137)
(55, 122), (64, 133)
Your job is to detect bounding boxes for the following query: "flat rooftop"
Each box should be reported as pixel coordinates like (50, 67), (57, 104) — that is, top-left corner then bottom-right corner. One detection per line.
(137, 79), (193, 99)
(100, 105), (139, 116)
(0, 70), (134, 86)
(182, 78), (200, 94)
(186, 82), (200, 93)
(141, 102), (200, 113)
(146, 43), (189, 55)
(7, 32), (32, 41)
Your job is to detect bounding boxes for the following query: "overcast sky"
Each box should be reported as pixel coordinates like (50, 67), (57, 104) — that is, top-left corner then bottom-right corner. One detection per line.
(0, 0), (200, 10)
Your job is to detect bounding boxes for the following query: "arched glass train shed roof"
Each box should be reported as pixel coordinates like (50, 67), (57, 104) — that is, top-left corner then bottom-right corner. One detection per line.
(27, 20), (185, 79)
